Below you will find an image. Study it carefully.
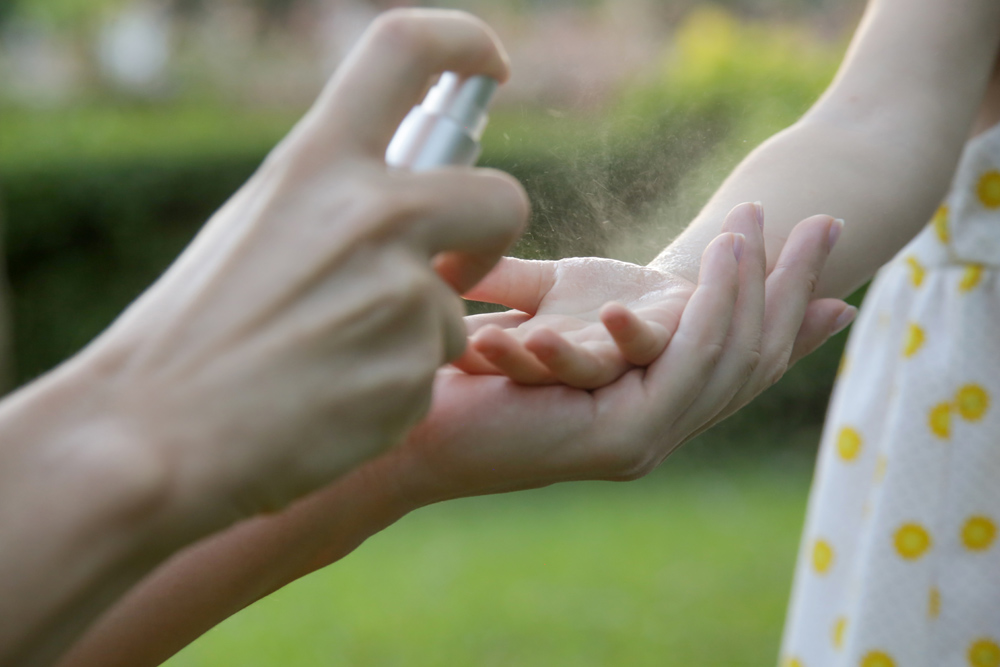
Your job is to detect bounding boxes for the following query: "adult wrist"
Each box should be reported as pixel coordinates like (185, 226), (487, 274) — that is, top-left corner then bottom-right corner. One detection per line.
(0, 350), (182, 663)
(0, 350), (179, 547)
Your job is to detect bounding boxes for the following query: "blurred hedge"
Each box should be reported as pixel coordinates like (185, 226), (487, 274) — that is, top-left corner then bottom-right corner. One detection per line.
(0, 8), (852, 446)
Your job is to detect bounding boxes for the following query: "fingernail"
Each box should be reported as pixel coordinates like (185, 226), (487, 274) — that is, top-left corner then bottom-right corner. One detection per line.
(752, 201), (764, 230)
(828, 218), (845, 250)
(732, 233), (746, 262)
(831, 305), (857, 335)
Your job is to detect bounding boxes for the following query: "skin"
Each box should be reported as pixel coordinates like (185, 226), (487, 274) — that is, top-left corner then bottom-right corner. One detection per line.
(0, 9), (527, 666)
(59, 203), (841, 667)
(56, 0), (1000, 665)
(463, 0), (1000, 392)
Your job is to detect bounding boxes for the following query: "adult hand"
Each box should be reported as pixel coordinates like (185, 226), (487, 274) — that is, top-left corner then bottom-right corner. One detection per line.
(48, 208), (844, 667)
(454, 204), (852, 390)
(72, 9), (528, 530)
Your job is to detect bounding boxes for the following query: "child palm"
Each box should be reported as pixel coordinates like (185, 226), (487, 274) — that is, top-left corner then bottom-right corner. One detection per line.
(456, 256), (692, 388)
(454, 203), (850, 396)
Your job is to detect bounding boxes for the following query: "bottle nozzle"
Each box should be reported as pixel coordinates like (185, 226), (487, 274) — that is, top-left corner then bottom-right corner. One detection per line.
(386, 72), (498, 171)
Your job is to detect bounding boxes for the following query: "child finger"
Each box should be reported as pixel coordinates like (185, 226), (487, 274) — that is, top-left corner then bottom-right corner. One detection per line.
(524, 329), (625, 389)
(464, 309), (531, 336)
(450, 345), (502, 375)
(471, 326), (554, 385)
(600, 303), (672, 367)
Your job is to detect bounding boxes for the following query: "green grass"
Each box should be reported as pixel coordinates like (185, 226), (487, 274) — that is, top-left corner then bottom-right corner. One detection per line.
(165, 451), (817, 667)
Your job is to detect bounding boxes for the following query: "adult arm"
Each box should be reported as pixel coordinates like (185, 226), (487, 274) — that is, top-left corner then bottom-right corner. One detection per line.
(0, 9), (525, 665)
(57, 462), (410, 667)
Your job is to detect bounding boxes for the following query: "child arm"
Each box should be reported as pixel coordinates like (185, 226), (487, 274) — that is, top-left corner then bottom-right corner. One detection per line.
(466, 0), (1000, 388)
(658, 0), (1000, 296)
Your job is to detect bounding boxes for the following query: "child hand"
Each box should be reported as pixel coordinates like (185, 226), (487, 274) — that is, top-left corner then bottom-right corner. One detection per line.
(454, 202), (849, 390)
(384, 209), (850, 507)
(454, 256), (691, 388)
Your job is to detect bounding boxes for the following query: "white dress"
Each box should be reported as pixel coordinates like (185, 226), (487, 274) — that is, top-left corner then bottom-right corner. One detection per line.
(779, 123), (1000, 667)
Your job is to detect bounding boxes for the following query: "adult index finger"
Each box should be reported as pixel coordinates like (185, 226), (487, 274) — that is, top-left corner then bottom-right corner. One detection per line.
(400, 168), (529, 294)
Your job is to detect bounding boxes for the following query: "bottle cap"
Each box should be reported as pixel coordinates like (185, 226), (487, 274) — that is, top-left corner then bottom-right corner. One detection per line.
(386, 72), (498, 171)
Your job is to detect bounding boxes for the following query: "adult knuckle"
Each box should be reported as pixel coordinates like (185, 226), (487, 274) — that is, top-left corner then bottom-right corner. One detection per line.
(764, 357), (790, 387)
(370, 10), (433, 58)
(771, 262), (821, 296)
(364, 258), (432, 319)
(802, 267), (821, 295)
(589, 438), (656, 482)
(672, 330), (724, 369)
(256, 139), (320, 195)
(738, 348), (763, 384)
(612, 450), (657, 481)
(397, 266), (437, 305)
(359, 183), (425, 237)
(700, 340), (726, 368)
(769, 263), (792, 283)
(384, 356), (437, 404)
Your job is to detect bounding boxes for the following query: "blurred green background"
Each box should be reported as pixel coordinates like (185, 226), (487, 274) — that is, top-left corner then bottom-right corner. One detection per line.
(0, 0), (863, 664)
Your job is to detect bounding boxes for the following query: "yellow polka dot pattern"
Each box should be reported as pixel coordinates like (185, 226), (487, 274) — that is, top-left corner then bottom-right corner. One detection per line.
(831, 616), (847, 650)
(960, 264), (984, 293)
(932, 204), (950, 243)
(836, 426), (862, 462)
(969, 638), (1000, 667)
(956, 384), (990, 421)
(812, 538), (834, 574)
(861, 650), (896, 667)
(783, 658), (804, 667)
(895, 523), (932, 560)
(902, 323), (925, 358)
(977, 170), (1000, 209)
(962, 516), (997, 552)
(906, 256), (926, 287)
(782, 143), (1000, 667)
(927, 384), (990, 438)
(874, 454), (888, 483)
(929, 402), (953, 439)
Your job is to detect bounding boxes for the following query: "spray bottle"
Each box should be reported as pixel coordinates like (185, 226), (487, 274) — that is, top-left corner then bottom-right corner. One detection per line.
(385, 72), (498, 171)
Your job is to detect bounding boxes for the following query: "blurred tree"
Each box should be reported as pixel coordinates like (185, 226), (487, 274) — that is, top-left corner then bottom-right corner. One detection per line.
(0, 0), (19, 25)
(8, 0), (125, 27)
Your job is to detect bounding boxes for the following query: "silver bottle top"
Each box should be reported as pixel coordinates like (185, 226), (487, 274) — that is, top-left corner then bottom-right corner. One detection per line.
(385, 72), (498, 171)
